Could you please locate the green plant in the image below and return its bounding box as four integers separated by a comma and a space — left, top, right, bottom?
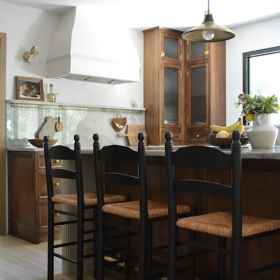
235, 93, 280, 122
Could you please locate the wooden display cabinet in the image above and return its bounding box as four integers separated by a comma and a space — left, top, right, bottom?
144, 26, 226, 145
144, 27, 185, 145
8, 151, 62, 244
185, 40, 226, 144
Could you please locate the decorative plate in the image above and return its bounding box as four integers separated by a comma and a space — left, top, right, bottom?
205, 137, 249, 149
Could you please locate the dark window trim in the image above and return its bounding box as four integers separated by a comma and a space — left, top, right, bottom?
242, 46, 280, 125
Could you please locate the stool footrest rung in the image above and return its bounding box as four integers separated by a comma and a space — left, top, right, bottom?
105, 232, 138, 240
175, 238, 231, 255
54, 220, 77, 226
103, 221, 139, 233
53, 209, 77, 217
53, 253, 76, 264
241, 262, 280, 279
83, 253, 96, 259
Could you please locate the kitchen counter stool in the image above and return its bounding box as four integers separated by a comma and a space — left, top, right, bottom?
165, 130, 280, 279
93, 132, 193, 280
44, 135, 127, 280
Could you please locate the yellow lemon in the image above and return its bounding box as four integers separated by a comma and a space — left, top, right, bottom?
246, 114, 254, 122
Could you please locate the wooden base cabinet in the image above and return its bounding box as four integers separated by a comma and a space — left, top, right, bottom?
8, 151, 62, 244
143, 26, 226, 145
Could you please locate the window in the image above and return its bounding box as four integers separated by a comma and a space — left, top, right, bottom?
243, 46, 280, 125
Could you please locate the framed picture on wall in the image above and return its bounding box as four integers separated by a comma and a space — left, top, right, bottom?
16, 76, 44, 101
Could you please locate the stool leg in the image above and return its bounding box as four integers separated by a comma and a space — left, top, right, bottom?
218, 236, 226, 280
189, 206, 197, 280
147, 222, 153, 278
125, 217, 131, 280
93, 207, 97, 279
231, 237, 242, 280
98, 210, 104, 280
139, 220, 147, 280
189, 230, 196, 280
47, 201, 54, 280
77, 208, 84, 280
168, 222, 177, 280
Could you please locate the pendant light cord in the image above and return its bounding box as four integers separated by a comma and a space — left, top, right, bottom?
207, 0, 210, 14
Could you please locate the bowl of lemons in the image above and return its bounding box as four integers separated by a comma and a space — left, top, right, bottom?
28, 138, 58, 148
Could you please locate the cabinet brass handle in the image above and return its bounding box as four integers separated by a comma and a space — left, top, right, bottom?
55, 213, 60, 216
205, 50, 209, 55
54, 160, 59, 163
160, 52, 165, 57
54, 183, 59, 187
196, 134, 200, 138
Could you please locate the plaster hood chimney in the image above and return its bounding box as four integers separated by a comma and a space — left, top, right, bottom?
47, 7, 141, 85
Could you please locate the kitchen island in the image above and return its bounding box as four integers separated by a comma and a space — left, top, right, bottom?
6, 145, 280, 279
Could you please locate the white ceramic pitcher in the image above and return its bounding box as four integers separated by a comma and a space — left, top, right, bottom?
246, 114, 278, 149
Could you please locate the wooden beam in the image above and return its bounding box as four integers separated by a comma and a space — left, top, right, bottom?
0, 32, 7, 235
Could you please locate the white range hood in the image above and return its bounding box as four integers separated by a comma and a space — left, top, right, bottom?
47, 7, 141, 85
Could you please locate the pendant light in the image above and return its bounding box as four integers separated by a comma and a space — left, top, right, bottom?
182, 0, 235, 42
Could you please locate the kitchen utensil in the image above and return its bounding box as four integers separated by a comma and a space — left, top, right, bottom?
55, 117, 63, 132
205, 137, 249, 149
118, 125, 147, 146
112, 114, 127, 132
28, 138, 58, 148
38, 116, 57, 139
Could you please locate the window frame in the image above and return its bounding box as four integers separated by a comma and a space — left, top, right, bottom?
242, 46, 280, 125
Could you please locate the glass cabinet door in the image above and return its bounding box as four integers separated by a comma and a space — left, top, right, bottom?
160, 32, 182, 63
189, 63, 208, 126
162, 64, 181, 127
189, 41, 209, 62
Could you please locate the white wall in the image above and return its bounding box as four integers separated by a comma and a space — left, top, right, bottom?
0, 1, 144, 107
226, 16, 280, 125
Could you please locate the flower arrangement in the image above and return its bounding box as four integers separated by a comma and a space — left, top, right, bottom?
235, 93, 280, 122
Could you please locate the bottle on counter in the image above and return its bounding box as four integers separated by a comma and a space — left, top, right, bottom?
46, 84, 59, 102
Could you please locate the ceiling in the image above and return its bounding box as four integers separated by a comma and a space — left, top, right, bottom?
2, 0, 280, 31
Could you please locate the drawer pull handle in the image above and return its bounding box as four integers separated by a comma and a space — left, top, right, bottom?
54, 160, 59, 163
55, 213, 60, 216
54, 183, 59, 187
196, 134, 200, 138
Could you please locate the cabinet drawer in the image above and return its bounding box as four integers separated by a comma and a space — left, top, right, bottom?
38, 173, 62, 198
161, 129, 182, 141
39, 203, 62, 228
188, 129, 209, 141
38, 155, 62, 168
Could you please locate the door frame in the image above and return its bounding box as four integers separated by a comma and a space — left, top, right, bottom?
0, 32, 7, 235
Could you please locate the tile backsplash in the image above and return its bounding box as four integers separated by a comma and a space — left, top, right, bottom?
6, 102, 145, 147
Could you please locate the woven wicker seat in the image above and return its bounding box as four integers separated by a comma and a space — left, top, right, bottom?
102, 200, 191, 220
177, 211, 280, 238
52, 193, 126, 207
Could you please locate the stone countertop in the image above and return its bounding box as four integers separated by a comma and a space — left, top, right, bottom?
6, 145, 280, 160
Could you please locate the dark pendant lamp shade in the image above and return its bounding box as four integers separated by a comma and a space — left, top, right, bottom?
182, 2, 235, 42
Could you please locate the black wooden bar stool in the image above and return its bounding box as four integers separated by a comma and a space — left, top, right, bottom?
165, 130, 280, 279
93, 132, 194, 280
44, 135, 127, 280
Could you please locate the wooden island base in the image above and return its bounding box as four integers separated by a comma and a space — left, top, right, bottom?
105, 157, 280, 280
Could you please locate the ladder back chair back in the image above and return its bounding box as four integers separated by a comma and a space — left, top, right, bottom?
94, 132, 193, 280
165, 130, 280, 279
44, 135, 100, 280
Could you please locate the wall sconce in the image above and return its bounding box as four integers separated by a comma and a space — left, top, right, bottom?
23, 46, 40, 63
